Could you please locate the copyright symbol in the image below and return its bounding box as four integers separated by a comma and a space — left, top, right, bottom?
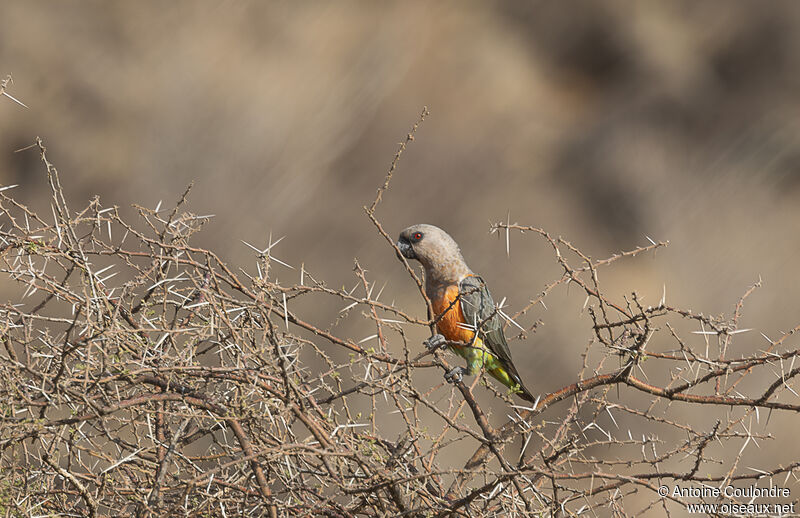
658, 485, 669, 497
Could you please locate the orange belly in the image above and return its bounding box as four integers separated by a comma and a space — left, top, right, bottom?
433, 284, 476, 344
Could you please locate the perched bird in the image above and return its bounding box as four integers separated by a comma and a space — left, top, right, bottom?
397, 224, 534, 402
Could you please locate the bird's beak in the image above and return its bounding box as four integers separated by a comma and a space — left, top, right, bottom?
396, 239, 416, 260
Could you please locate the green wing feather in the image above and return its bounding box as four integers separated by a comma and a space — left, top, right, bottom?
459, 275, 534, 400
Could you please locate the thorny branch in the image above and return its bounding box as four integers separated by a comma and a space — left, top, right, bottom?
0, 124, 798, 516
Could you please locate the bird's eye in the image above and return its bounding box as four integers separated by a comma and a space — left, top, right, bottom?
411, 232, 423, 242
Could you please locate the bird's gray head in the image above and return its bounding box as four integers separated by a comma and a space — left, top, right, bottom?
397, 224, 472, 284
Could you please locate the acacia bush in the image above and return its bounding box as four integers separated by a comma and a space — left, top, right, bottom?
0, 111, 799, 517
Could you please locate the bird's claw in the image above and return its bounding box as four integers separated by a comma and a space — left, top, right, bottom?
424, 334, 447, 351
444, 366, 466, 384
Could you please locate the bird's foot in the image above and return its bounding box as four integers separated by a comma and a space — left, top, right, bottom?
424, 334, 447, 351
444, 366, 467, 384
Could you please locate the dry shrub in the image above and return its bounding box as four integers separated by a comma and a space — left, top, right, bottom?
0, 109, 798, 517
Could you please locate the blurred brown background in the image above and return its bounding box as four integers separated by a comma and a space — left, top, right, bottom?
1, 0, 799, 477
